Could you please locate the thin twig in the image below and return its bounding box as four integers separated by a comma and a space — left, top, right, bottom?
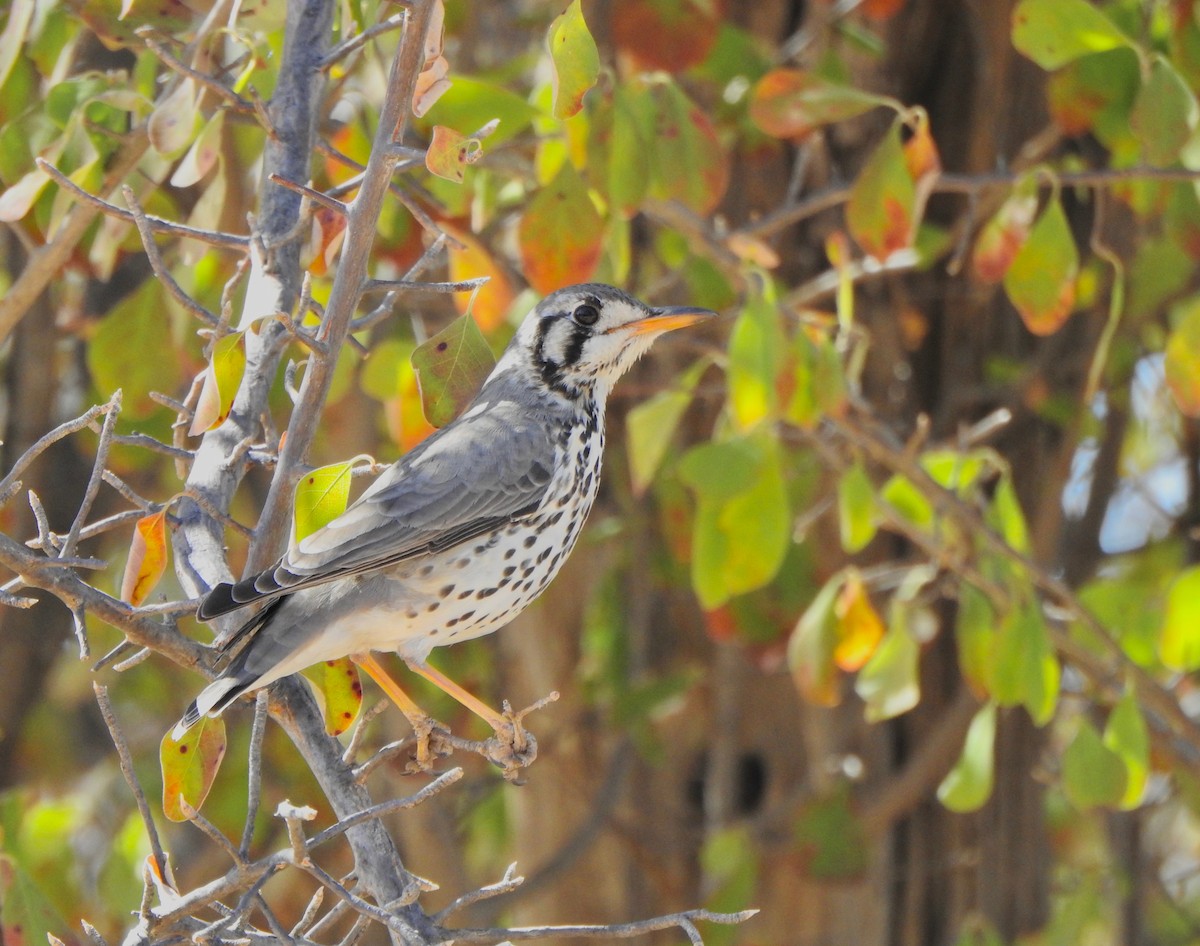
36, 158, 249, 248
0, 400, 112, 503
268, 173, 349, 216
319, 13, 406, 68
123, 185, 219, 325
137, 27, 254, 113
361, 276, 489, 295
93, 683, 171, 884
435, 863, 524, 923
447, 909, 760, 944
309, 768, 465, 846
62, 391, 122, 559
241, 691, 270, 859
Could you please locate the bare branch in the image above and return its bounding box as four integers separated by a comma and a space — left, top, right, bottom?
35, 158, 249, 249
122, 185, 219, 325
447, 909, 760, 945
268, 172, 350, 216
435, 863, 525, 923
94, 682, 171, 886
0, 400, 113, 503
62, 390, 122, 559
319, 13, 406, 68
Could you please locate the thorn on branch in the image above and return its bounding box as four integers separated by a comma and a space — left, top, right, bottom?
268, 173, 350, 217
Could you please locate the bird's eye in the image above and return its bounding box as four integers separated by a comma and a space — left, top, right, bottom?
573, 303, 600, 326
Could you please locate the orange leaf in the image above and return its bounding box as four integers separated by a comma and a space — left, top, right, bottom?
1003, 194, 1078, 335
833, 571, 885, 671
750, 68, 890, 140
302, 206, 348, 276
412, 0, 451, 117
863, 0, 907, 18
444, 225, 516, 331
518, 162, 603, 294
120, 510, 169, 606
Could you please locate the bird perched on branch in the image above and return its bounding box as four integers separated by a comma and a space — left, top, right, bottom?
175, 283, 713, 769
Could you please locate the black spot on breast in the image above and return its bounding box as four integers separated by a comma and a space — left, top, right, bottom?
537, 547, 552, 563
504, 566, 516, 577
427, 602, 440, 612
460, 610, 475, 621
505, 548, 516, 560
439, 584, 455, 598
447, 617, 460, 628
477, 587, 498, 599
524, 535, 538, 548
458, 590, 473, 600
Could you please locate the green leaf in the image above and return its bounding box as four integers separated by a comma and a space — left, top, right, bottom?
938, 702, 996, 812
856, 621, 920, 722
302, 656, 363, 736
1003, 194, 1078, 336
880, 474, 934, 530
411, 313, 496, 427
1160, 565, 1200, 671
605, 84, 654, 215
188, 331, 247, 435
88, 279, 182, 418
160, 716, 227, 822
1062, 720, 1127, 810
294, 461, 356, 543
955, 584, 994, 697
787, 572, 846, 706
644, 78, 729, 216
625, 360, 706, 496
990, 600, 1059, 725
422, 77, 539, 146
783, 323, 846, 429
749, 68, 894, 139
846, 119, 916, 260
1104, 689, 1149, 809
680, 434, 791, 609
794, 785, 868, 880
837, 459, 876, 553
1165, 297, 1200, 417
726, 284, 784, 431
1130, 56, 1198, 167
700, 825, 758, 913
1011, 0, 1132, 71
987, 475, 1030, 553
518, 161, 604, 295
548, 0, 600, 120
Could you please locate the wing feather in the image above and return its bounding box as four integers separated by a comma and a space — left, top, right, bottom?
197, 398, 557, 622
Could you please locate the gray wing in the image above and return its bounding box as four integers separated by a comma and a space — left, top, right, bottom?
197, 399, 557, 621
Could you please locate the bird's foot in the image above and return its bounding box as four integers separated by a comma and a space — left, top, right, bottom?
481, 691, 560, 782
404, 714, 454, 773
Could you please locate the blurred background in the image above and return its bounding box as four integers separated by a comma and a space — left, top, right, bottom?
1, 0, 1199, 943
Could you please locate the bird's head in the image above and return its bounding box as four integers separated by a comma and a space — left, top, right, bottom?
504, 284, 714, 401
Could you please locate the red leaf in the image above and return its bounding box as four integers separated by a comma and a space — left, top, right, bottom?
612, 0, 723, 73
972, 177, 1039, 284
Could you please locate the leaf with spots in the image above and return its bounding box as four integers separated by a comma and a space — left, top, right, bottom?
119, 509, 169, 607
644, 78, 729, 216
411, 312, 496, 427
303, 657, 363, 736
846, 119, 915, 260
548, 0, 600, 120
425, 125, 483, 183
160, 716, 227, 822
1003, 192, 1078, 335
972, 174, 1039, 284
294, 460, 361, 544
188, 331, 247, 435
518, 161, 603, 294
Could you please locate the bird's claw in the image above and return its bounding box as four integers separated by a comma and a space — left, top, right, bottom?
405, 715, 453, 773
482, 692, 559, 782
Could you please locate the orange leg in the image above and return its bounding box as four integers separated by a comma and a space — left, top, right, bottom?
403, 658, 508, 730
351, 652, 429, 724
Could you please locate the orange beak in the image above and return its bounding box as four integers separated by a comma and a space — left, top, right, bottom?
623, 305, 717, 336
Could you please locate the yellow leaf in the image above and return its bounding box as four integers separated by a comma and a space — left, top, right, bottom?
119, 510, 169, 606
160, 717, 226, 822
833, 571, 885, 671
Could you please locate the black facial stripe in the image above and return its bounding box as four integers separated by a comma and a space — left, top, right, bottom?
562, 322, 589, 367
532, 316, 577, 396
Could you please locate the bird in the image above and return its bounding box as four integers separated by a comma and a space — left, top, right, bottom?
174, 283, 713, 764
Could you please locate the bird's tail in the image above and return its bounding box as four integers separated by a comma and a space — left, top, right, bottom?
172, 675, 252, 740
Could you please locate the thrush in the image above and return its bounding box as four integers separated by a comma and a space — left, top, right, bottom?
174, 284, 713, 763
